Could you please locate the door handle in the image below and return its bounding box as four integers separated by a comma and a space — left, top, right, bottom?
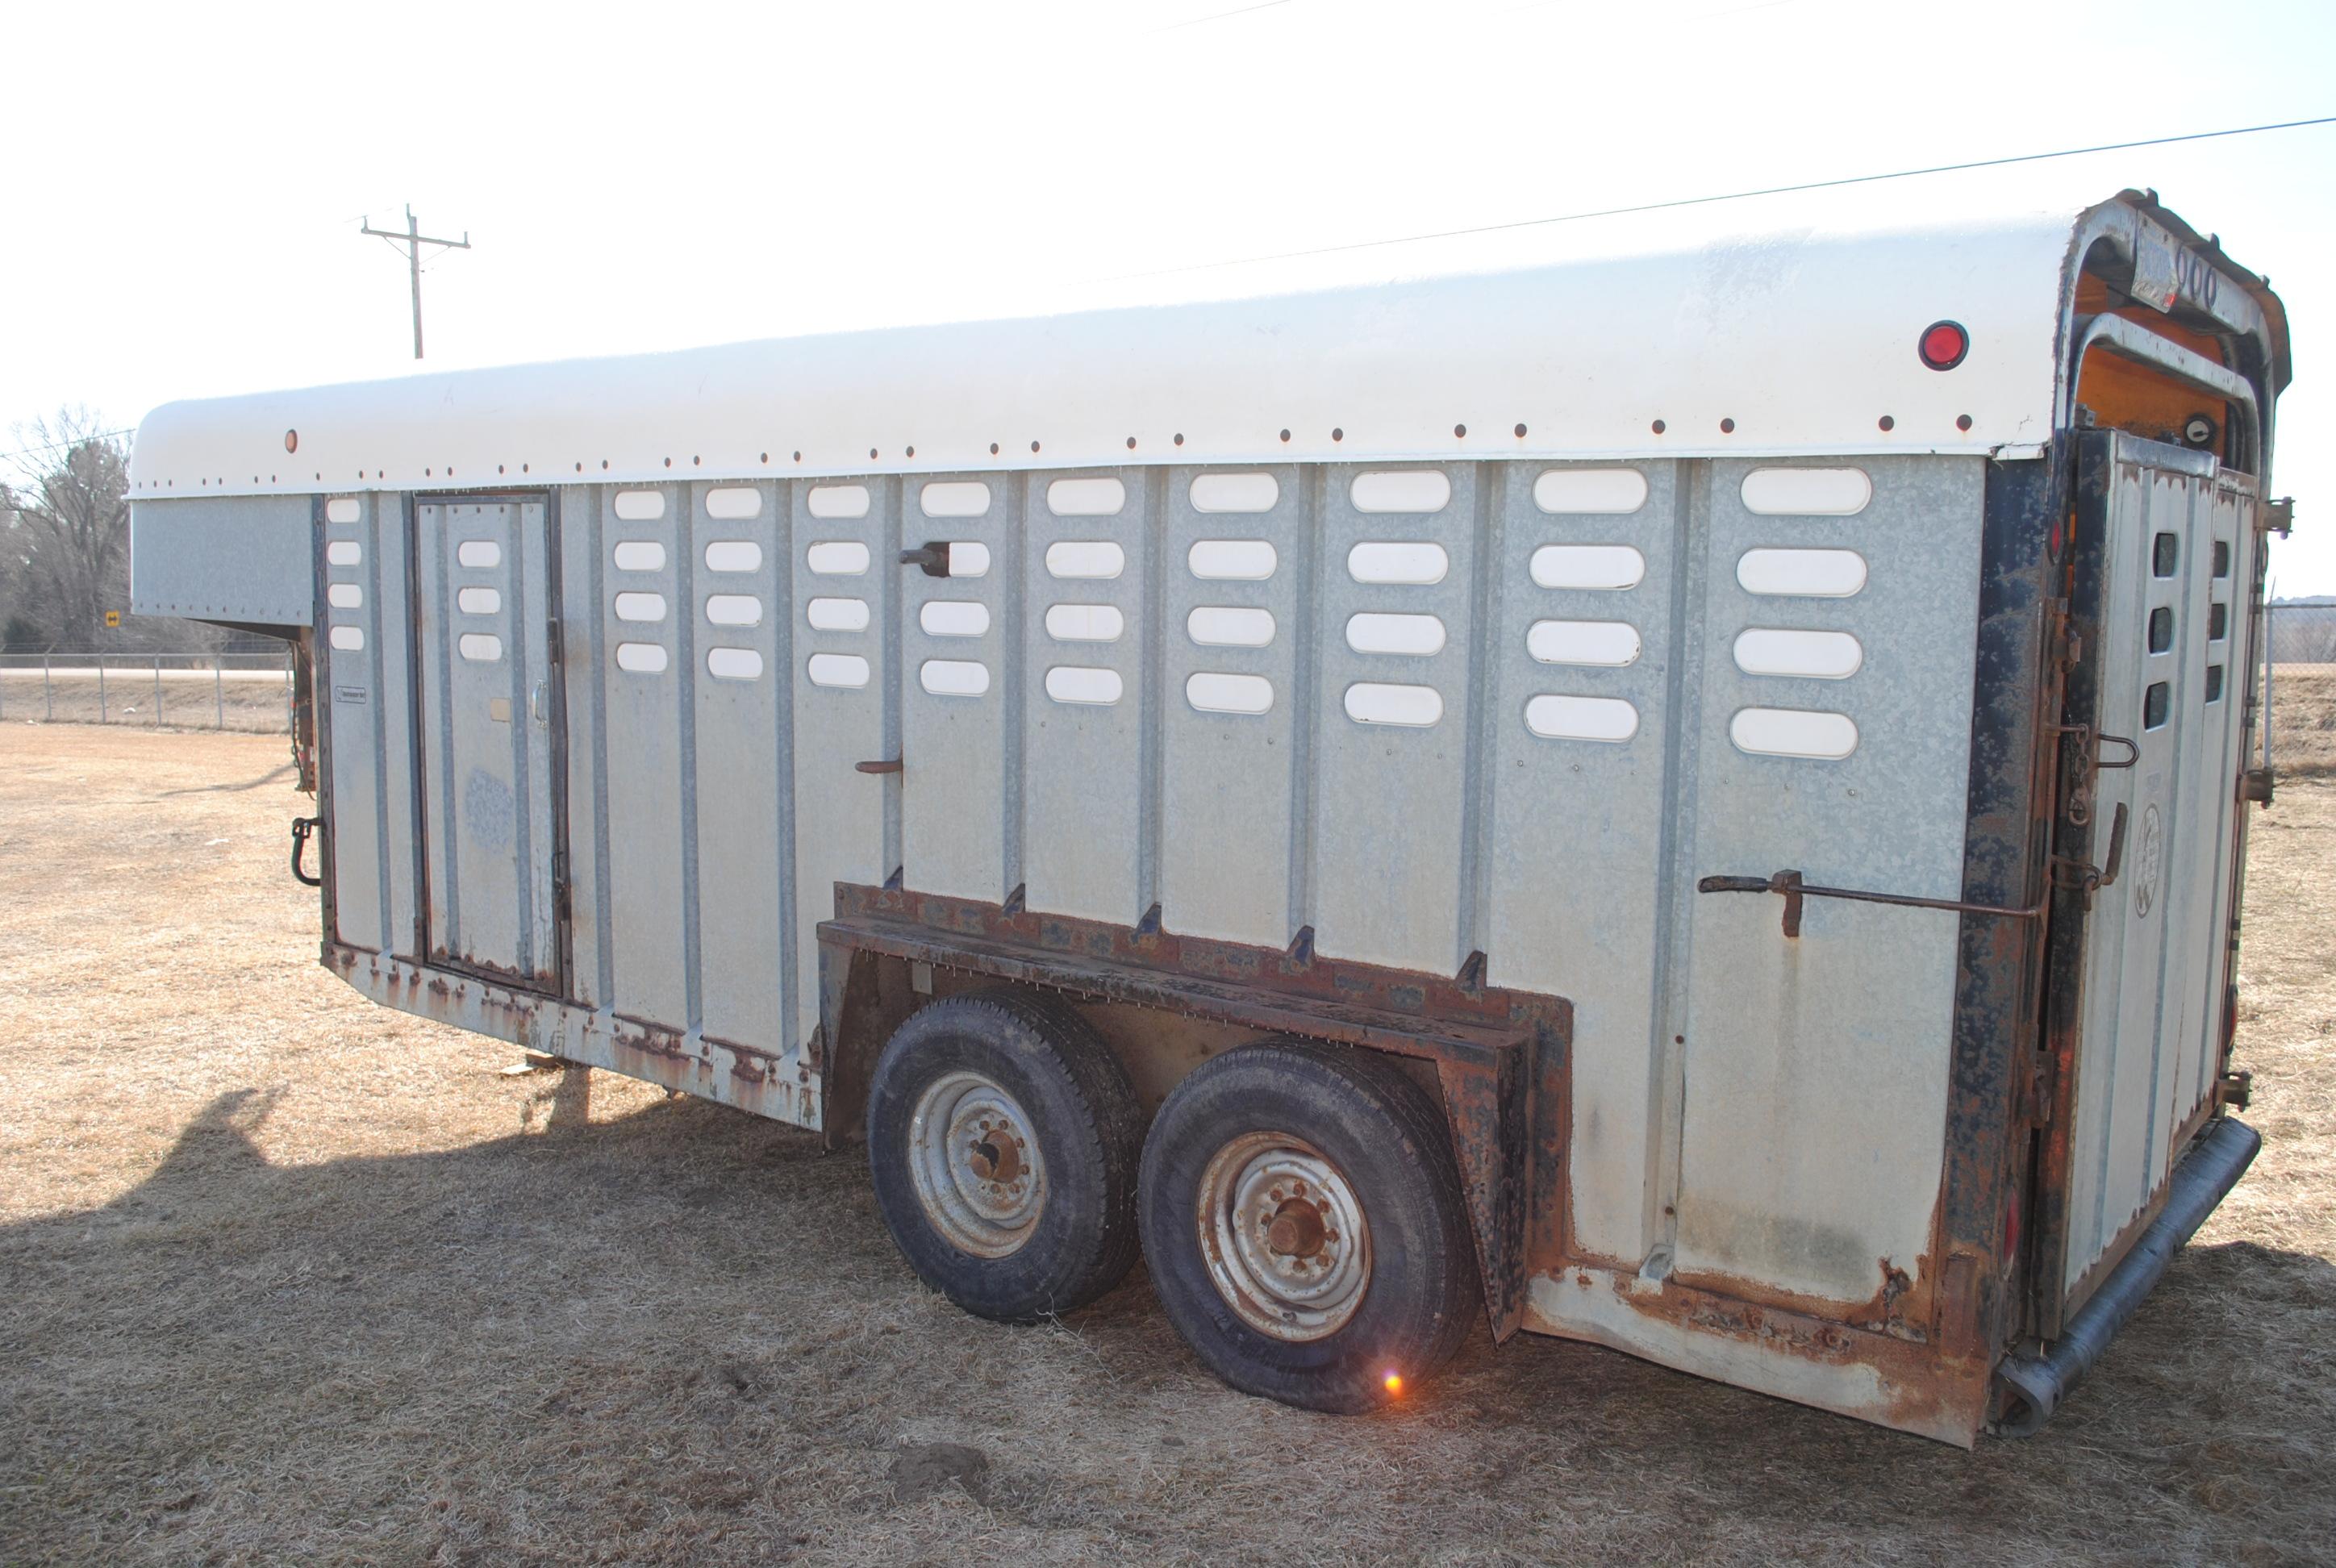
532, 681, 549, 725
856, 757, 903, 775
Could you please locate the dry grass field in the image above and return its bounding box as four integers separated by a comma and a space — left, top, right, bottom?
2, 720, 2332, 1566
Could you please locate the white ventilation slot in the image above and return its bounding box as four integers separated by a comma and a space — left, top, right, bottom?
1741, 467, 1873, 516
325, 498, 361, 525
613, 490, 666, 521
1045, 665, 1124, 705
326, 539, 363, 565
1190, 472, 1279, 513
1188, 539, 1277, 580
1187, 671, 1274, 715
947, 541, 992, 578
1347, 541, 1448, 586
1047, 477, 1126, 516
921, 481, 991, 518
612, 540, 666, 573
1525, 694, 1640, 742
704, 486, 762, 519
808, 484, 871, 519
1045, 603, 1125, 642
705, 540, 762, 573
1345, 612, 1446, 657
328, 624, 365, 651
457, 586, 501, 616
806, 540, 871, 575
1349, 469, 1451, 514
1533, 468, 1649, 514
1045, 540, 1125, 579
807, 652, 870, 688
1737, 548, 1867, 598
616, 641, 669, 674
920, 600, 991, 638
1530, 544, 1643, 590
456, 540, 501, 569
327, 582, 364, 610
1733, 628, 1864, 680
807, 597, 870, 632
706, 646, 764, 681
1731, 707, 1859, 759
614, 591, 667, 623
1527, 619, 1641, 666
458, 633, 503, 663
1343, 682, 1443, 727
706, 594, 762, 628
920, 658, 991, 697
1187, 606, 1276, 648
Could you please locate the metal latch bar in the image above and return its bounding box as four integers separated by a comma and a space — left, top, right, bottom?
1700, 805, 2127, 936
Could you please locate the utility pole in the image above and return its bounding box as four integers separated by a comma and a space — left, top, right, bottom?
360, 205, 471, 359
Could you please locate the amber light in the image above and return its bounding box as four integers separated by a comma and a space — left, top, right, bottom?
1383, 1371, 1404, 1396
1918, 321, 1969, 371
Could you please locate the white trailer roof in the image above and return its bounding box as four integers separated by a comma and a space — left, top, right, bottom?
129, 190, 2261, 498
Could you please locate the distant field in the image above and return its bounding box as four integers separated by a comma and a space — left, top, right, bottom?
2, 724, 2332, 1565
0, 666, 289, 732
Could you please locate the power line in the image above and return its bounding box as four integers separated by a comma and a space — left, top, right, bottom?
360, 204, 472, 360
0, 427, 133, 471
1112, 111, 2336, 280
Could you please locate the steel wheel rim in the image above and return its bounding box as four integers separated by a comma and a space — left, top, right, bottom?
1196, 1130, 1372, 1341
908, 1070, 1048, 1257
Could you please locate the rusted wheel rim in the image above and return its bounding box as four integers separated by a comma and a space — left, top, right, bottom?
1196, 1130, 1371, 1341
908, 1070, 1048, 1258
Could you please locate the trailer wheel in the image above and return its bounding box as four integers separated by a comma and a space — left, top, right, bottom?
866, 989, 1143, 1322
1137, 1040, 1479, 1412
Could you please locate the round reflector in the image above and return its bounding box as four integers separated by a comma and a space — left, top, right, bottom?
1919, 321, 1969, 371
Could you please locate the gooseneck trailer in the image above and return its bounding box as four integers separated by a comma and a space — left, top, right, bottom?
128, 190, 2288, 1444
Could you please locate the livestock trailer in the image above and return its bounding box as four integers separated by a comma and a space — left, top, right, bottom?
127, 189, 2289, 1445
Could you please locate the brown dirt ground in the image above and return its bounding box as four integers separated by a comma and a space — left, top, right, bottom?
2, 721, 2331, 1566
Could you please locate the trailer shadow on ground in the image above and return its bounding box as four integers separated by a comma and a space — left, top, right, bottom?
4, 728, 2332, 1567
6, 1072, 2330, 1567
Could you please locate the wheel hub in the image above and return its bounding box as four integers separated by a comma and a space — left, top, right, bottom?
907, 1070, 1047, 1258
1196, 1132, 1371, 1341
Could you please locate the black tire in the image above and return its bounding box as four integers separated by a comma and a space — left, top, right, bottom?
1137, 1040, 1479, 1412
866, 988, 1144, 1322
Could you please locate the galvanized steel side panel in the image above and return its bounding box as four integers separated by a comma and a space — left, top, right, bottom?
1158, 465, 1311, 948
1021, 469, 1154, 924
598, 486, 691, 1026
128, 494, 315, 626
1310, 464, 1482, 975
1483, 460, 1685, 1266
558, 495, 606, 1008
321, 494, 385, 953
1671, 457, 1984, 1308
415, 498, 559, 988
790, 478, 895, 1047
690, 482, 791, 1057
901, 473, 1016, 903
2061, 445, 2255, 1296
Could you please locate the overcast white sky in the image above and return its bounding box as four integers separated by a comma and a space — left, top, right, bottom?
4, 0, 2329, 589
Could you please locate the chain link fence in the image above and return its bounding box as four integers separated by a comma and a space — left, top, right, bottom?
0, 648, 294, 733
2266, 603, 2336, 667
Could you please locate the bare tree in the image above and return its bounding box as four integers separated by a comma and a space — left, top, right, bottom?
2, 407, 132, 650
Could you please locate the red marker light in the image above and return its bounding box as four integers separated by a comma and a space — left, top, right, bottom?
1919, 321, 1969, 372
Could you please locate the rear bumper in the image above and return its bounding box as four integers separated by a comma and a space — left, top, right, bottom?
1995, 1115, 2260, 1435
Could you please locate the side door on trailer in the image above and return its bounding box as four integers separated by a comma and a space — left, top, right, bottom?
2034, 429, 2258, 1332
411, 494, 568, 992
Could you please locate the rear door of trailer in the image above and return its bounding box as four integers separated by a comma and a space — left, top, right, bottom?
2038, 429, 2259, 1330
